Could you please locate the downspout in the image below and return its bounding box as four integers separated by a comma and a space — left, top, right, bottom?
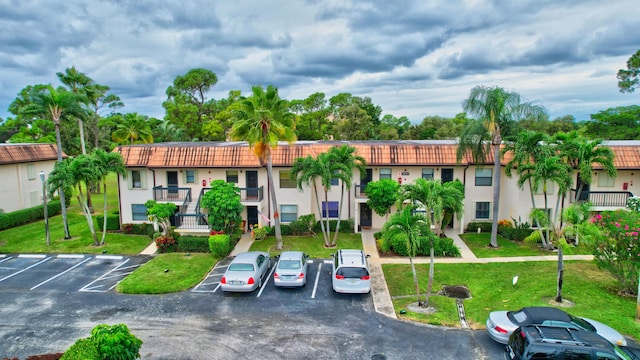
461, 165, 469, 234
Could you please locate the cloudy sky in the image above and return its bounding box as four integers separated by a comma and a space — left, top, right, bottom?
1, 0, 638, 124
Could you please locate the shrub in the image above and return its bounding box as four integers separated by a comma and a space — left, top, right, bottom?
289, 214, 316, 235
155, 236, 177, 253
382, 232, 460, 257
313, 219, 355, 233
497, 219, 513, 228
177, 236, 210, 253
61, 338, 100, 360
465, 221, 492, 233
500, 217, 534, 241
373, 231, 383, 240
91, 324, 142, 360
122, 223, 153, 236
95, 213, 121, 231
209, 234, 231, 257
253, 226, 269, 241
0, 200, 62, 231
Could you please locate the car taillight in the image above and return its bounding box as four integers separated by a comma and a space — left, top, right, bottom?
221, 276, 226, 284
335, 274, 345, 280
298, 273, 304, 279
360, 275, 370, 280
247, 277, 255, 285
274, 273, 279, 279
495, 326, 508, 334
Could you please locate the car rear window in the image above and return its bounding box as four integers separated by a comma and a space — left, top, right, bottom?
337, 267, 369, 278
526, 345, 557, 359
278, 260, 301, 270
229, 263, 254, 271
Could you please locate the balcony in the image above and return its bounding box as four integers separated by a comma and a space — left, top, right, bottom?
153, 186, 192, 203
240, 186, 263, 202
355, 184, 367, 199
569, 189, 633, 208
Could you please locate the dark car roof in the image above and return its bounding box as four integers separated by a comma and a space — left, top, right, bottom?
521, 325, 613, 350
509, 307, 572, 325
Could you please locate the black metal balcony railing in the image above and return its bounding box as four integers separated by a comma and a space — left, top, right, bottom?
569, 189, 634, 207
175, 213, 208, 229
240, 186, 263, 202
153, 186, 192, 203
355, 184, 367, 198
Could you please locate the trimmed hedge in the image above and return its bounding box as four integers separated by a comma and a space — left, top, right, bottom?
381, 233, 461, 257
0, 200, 62, 231
95, 213, 121, 231
313, 218, 355, 233
176, 236, 210, 253
209, 234, 231, 257
122, 223, 155, 238
465, 221, 492, 233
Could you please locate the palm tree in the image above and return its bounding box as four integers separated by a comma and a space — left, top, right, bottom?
328, 145, 366, 246
503, 131, 553, 247
290, 155, 331, 246
230, 85, 297, 250
93, 149, 125, 245
111, 113, 154, 145
57, 66, 91, 154
68, 154, 102, 245
382, 205, 430, 306
457, 85, 547, 248
19, 85, 83, 239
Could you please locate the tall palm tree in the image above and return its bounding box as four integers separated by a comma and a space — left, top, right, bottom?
68, 154, 102, 245
93, 149, 125, 245
57, 66, 91, 154
19, 85, 83, 239
230, 85, 297, 250
290, 155, 331, 246
457, 85, 546, 248
111, 113, 154, 145
503, 131, 553, 247
328, 145, 366, 246
382, 205, 430, 306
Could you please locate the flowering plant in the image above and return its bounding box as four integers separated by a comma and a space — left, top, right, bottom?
155, 235, 177, 253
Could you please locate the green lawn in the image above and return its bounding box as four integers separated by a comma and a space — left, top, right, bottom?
117, 253, 218, 294
0, 174, 152, 254
249, 233, 363, 258
460, 233, 591, 258
383, 261, 640, 341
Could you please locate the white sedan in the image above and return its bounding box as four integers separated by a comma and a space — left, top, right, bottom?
221, 251, 271, 292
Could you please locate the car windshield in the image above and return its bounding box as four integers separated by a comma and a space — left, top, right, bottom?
278, 260, 301, 270
337, 267, 369, 278
510, 309, 529, 324
568, 315, 596, 332
228, 263, 254, 271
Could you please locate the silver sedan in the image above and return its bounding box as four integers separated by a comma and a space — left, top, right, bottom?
486, 306, 627, 346
220, 251, 271, 292
273, 251, 309, 287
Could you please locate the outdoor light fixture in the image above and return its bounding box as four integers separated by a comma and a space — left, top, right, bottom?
40, 170, 50, 246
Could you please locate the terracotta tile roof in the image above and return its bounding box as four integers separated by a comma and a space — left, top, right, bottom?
113, 140, 640, 169
0, 143, 63, 165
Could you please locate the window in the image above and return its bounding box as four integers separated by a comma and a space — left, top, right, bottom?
598, 172, 615, 187
331, 170, 339, 186
379, 168, 391, 180
475, 168, 492, 186
132, 204, 147, 221
279, 170, 296, 188
128, 170, 146, 189
322, 201, 339, 218
532, 181, 555, 195
422, 168, 434, 180
280, 204, 298, 223
185, 170, 196, 184
226, 170, 238, 183
475, 202, 490, 219
27, 164, 36, 180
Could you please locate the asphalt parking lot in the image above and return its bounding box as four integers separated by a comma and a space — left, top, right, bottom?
0, 253, 150, 293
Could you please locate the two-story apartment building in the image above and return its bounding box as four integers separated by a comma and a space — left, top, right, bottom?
0, 143, 62, 213
114, 140, 640, 235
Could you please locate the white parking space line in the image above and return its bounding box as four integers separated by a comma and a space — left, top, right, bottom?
192, 264, 227, 293
0, 256, 12, 264
256, 265, 277, 298
95, 255, 124, 260
0, 257, 52, 282
311, 263, 322, 299
30, 256, 92, 290
57, 254, 84, 259
18, 254, 47, 259
79, 258, 130, 292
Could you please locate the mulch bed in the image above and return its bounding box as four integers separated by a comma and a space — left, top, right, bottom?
3, 354, 63, 360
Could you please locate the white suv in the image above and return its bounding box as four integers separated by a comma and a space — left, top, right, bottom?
331, 249, 371, 294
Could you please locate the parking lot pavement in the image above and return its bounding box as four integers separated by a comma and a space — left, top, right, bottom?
0, 254, 150, 293
191, 257, 369, 303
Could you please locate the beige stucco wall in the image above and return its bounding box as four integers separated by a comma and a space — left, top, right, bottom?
0, 160, 57, 213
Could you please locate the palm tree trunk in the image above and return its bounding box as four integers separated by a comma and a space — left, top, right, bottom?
312, 182, 330, 246
409, 256, 421, 306
54, 119, 71, 240
323, 189, 332, 247
331, 182, 346, 246
100, 179, 108, 245
528, 179, 548, 249
76, 187, 98, 246
266, 153, 283, 250
489, 143, 501, 247
425, 245, 435, 307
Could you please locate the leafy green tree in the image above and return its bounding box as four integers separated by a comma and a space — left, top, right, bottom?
19, 85, 85, 239
617, 49, 640, 93
200, 180, 243, 235
383, 205, 430, 306
457, 85, 547, 248
332, 104, 373, 140
163, 68, 219, 139
57, 66, 92, 154
230, 85, 297, 250
111, 113, 154, 145
366, 179, 399, 218
144, 200, 176, 236
328, 145, 366, 245
93, 149, 125, 245
584, 106, 640, 140
90, 323, 142, 360
292, 92, 331, 140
